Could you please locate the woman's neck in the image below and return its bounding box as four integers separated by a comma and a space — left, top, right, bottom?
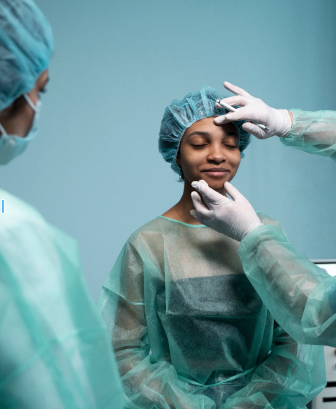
163, 179, 229, 224
162, 181, 226, 224
162, 181, 200, 224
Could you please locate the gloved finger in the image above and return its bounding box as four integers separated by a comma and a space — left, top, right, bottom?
215, 101, 224, 109
191, 179, 209, 192
192, 180, 229, 207
190, 209, 204, 223
242, 122, 267, 139
219, 96, 249, 107
191, 191, 210, 217
223, 182, 246, 203
214, 114, 235, 125
223, 81, 252, 97
214, 107, 251, 124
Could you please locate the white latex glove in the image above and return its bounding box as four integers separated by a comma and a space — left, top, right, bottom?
214, 82, 292, 139
190, 180, 262, 242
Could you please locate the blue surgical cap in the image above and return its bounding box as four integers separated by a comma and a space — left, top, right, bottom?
159, 86, 251, 176
0, 0, 54, 112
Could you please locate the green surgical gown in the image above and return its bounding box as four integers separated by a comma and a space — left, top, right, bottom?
238, 109, 336, 348
0, 189, 123, 408
98, 214, 325, 409
281, 109, 336, 161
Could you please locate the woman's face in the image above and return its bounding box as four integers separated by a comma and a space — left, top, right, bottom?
176, 117, 241, 192
0, 69, 49, 137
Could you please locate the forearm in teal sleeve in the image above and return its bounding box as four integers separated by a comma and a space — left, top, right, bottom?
220, 326, 326, 409
238, 224, 336, 346
281, 109, 336, 161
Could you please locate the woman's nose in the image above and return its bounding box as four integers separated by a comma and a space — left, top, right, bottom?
207, 146, 226, 163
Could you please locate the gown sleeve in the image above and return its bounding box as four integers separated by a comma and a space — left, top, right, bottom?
238, 220, 336, 347
98, 240, 216, 409
220, 323, 326, 409
281, 109, 336, 161
0, 190, 124, 409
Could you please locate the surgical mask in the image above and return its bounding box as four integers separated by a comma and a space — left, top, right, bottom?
0, 94, 41, 165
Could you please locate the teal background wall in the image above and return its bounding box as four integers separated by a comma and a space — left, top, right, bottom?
2, 0, 336, 299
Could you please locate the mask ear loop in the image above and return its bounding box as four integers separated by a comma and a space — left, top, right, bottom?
23, 94, 37, 112
23, 94, 41, 120
0, 123, 7, 136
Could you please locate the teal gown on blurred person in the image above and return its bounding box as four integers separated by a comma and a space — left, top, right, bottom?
98, 214, 326, 409
0, 0, 123, 407
0, 190, 123, 408
238, 109, 336, 348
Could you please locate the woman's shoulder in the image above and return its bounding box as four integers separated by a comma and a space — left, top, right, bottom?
128, 217, 172, 242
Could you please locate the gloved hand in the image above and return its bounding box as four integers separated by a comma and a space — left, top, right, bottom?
214, 81, 292, 139
190, 180, 262, 242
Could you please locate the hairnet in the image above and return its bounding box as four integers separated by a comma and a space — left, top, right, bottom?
0, 0, 54, 112
159, 86, 251, 176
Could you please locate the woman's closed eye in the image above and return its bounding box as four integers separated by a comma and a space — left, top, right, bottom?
225, 144, 238, 149
224, 137, 239, 149
191, 144, 207, 148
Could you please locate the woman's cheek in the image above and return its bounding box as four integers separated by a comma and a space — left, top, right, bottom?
186, 150, 203, 167
231, 150, 241, 167
228, 152, 241, 179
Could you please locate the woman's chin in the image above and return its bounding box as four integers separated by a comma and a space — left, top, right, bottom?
188, 175, 230, 192
205, 180, 227, 192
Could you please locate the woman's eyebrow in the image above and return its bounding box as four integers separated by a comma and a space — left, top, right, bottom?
186, 130, 239, 138
186, 131, 209, 139
225, 132, 239, 137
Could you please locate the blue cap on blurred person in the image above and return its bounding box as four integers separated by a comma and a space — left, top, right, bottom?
158, 86, 251, 176
0, 0, 54, 111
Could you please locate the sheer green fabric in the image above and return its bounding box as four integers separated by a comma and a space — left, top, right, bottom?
281, 109, 336, 162
0, 189, 123, 409
237, 110, 336, 347
239, 223, 336, 347
98, 215, 325, 409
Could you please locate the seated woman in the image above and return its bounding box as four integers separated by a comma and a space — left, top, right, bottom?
98, 86, 326, 409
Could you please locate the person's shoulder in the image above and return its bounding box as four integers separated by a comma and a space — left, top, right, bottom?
121, 217, 176, 264
0, 189, 77, 247
128, 217, 166, 239
0, 190, 81, 283
126, 216, 178, 247
0, 188, 46, 229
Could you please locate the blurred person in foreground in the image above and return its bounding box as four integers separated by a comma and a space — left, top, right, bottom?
0, 0, 123, 407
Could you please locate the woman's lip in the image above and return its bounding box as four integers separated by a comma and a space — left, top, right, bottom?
202, 168, 229, 172
201, 169, 229, 178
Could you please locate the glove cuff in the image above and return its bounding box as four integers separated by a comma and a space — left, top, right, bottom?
276, 109, 292, 137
